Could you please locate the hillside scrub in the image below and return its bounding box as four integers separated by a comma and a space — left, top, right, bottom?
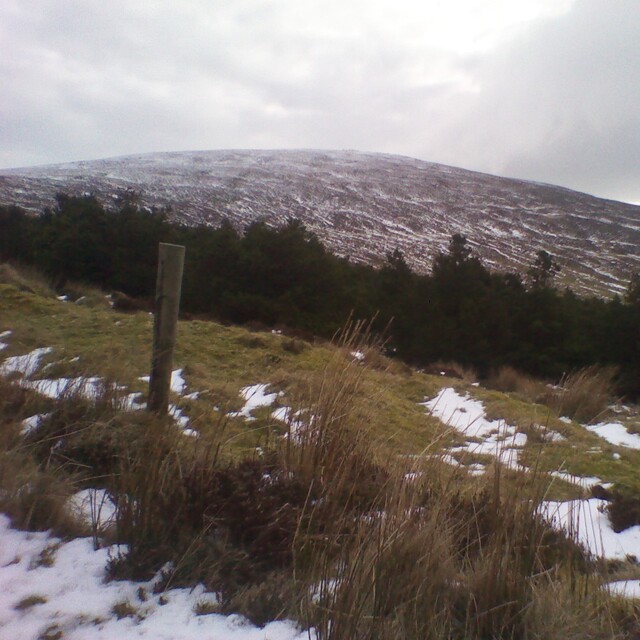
1, 291, 638, 637
1, 196, 640, 398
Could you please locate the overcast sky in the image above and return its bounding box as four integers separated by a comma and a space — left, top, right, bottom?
1, 0, 638, 204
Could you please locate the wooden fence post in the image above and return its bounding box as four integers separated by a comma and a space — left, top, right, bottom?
148, 242, 185, 415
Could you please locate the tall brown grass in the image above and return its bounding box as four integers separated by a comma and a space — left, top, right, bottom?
0, 378, 85, 536
548, 366, 617, 424
487, 365, 547, 403
488, 364, 618, 425
301, 457, 612, 640
0, 262, 55, 297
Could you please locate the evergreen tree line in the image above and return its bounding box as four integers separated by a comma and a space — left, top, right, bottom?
1, 194, 639, 397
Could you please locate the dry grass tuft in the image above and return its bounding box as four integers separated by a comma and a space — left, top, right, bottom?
487, 365, 547, 403
0, 379, 85, 536
0, 446, 84, 536
304, 463, 607, 640
547, 366, 618, 424
0, 262, 55, 297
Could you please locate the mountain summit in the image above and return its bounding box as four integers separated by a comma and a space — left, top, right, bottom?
1, 149, 638, 296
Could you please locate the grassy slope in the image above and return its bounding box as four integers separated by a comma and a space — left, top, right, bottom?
2, 280, 639, 499
5, 277, 640, 637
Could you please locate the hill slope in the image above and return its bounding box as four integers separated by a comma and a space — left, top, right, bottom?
3, 273, 640, 636
2, 150, 639, 296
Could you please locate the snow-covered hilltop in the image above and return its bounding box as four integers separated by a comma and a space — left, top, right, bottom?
2, 149, 639, 296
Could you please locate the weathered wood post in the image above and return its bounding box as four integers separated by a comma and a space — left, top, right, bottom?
148, 242, 185, 415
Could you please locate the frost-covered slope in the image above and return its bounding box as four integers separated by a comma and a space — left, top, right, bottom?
2, 149, 639, 296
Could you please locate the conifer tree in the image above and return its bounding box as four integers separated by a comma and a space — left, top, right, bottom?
527, 250, 561, 290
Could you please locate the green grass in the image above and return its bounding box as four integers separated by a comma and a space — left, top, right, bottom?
0, 283, 444, 459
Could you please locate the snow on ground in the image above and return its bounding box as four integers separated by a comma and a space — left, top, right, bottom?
549, 471, 607, 490
20, 413, 50, 437
0, 347, 53, 377
0, 330, 11, 351
422, 388, 527, 472
540, 499, 640, 599
422, 387, 617, 490
0, 342, 195, 433
229, 384, 279, 421
138, 369, 187, 396
227, 383, 307, 435
1, 342, 146, 426
1, 345, 140, 405
66, 489, 117, 534
28, 376, 106, 401
0, 515, 311, 640
584, 422, 640, 450
170, 369, 187, 395
535, 425, 566, 443
272, 407, 309, 440
5, 342, 640, 603
540, 499, 640, 561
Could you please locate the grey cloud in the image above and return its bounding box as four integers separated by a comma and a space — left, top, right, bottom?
1, 0, 638, 203
422, 0, 640, 201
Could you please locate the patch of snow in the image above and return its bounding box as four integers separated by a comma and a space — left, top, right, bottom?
422, 388, 527, 472
350, 351, 365, 362
439, 453, 462, 468
121, 392, 146, 410
138, 369, 187, 395
0, 513, 311, 640
27, 376, 103, 400
549, 471, 606, 489
66, 489, 117, 533
532, 424, 566, 443
559, 416, 572, 424
423, 388, 491, 437
0, 330, 11, 351
610, 404, 631, 415
169, 404, 190, 430
229, 384, 278, 421
0, 346, 53, 377
541, 499, 640, 560
21, 413, 50, 437
584, 422, 640, 450
467, 463, 486, 476
272, 406, 307, 437
171, 369, 187, 395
